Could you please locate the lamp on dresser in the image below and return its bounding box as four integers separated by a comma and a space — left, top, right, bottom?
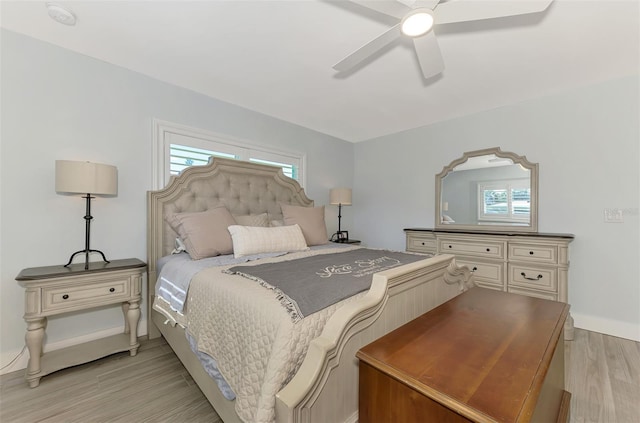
55, 160, 117, 269
329, 187, 352, 242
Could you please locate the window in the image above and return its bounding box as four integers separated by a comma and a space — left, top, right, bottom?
478, 179, 530, 222
153, 120, 305, 189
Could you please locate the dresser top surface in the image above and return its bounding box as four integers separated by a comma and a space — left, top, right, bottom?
357, 288, 569, 423
16, 258, 146, 281
405, 227, 575, 239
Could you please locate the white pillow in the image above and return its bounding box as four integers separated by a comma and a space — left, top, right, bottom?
228, 224, 309, 258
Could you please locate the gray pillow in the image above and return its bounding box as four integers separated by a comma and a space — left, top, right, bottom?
167, 206, 237, 260
281, 204, 328, 246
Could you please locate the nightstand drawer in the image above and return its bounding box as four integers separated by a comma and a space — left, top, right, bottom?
43, 278, 131, 314
509, 243, 557, 264
509, 264, 557, 292
438, 237, 506, 260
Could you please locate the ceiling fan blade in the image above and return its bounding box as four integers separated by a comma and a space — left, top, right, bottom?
435, 0, 553, 24
413, 31, 445, 79
397, 0, 417, 7
348, 1, 411, 19
334, 24, 402, 72
414, 0, 441, 10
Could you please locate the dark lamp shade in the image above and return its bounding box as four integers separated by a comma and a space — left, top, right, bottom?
55, 160, 117, 195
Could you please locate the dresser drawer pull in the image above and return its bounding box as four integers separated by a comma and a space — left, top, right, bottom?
486, 248, 491, 252
471, 266, 477, 272
529, 251, 534, 255
109, 287, 115, 293
448, 245, 452, 249
421, 242, 425, 246
62, 294, 69, 300
521, 272, 543, 281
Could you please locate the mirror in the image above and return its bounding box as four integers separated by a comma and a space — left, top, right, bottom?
435, 147, 538, 233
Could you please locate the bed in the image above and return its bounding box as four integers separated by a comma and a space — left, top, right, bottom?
147, 157, 474, 423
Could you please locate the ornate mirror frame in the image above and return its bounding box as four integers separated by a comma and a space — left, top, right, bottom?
435, 147, 538, 233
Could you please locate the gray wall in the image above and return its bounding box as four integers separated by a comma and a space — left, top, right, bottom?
0, 30, 353, 367
354, 75, 640, 340
1, 28, 638, 372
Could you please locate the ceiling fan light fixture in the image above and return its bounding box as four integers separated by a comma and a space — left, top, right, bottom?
400, 9, 434, 38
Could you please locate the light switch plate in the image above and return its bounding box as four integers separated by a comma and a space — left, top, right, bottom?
604, 208, 624, 223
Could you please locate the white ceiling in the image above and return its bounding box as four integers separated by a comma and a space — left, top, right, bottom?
1, 0, 638, 142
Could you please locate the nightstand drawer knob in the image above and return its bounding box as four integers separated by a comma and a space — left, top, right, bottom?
471, 266, 477, 272
109, 287, 115, 293
529, 251, 534, 255
421, 242, 425, 245
62, 294, 69, 300
486, 248, 490, 252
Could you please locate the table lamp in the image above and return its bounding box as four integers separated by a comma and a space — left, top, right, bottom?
55, 160, 117, 269
330, 187, 352, 241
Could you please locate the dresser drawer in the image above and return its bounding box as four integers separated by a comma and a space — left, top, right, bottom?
509, 264, 557, 293
438, 237, 506, 260
43, 278, 131, 314
508, 286, 558, 302
509, 243, 558, 264
407, 234, 437, 253
455, 259, 505, 289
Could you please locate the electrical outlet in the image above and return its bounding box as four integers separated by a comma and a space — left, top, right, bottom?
604, 208, 624, 223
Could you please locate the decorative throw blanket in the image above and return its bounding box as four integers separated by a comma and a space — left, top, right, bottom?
225, 249, 428, 322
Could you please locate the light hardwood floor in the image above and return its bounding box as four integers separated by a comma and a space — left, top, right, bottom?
1, 328, 638, 422
0, 337, 222, 423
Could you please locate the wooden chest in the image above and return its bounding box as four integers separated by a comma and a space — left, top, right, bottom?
357, 287, 570, 423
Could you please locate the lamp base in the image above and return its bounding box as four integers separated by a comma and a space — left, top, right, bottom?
331, 231, 349, 242
64, 249, 110, 270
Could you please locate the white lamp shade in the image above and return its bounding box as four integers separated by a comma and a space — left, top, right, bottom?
330, 188, 352, 205
55, 160, 118, 195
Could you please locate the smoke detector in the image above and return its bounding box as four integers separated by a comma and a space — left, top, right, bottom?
46, 3, 76, 26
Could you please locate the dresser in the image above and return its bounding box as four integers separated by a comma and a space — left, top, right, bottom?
358, 288, 571, 423
405, 228, 574, 338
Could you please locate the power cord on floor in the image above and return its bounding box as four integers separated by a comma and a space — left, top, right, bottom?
0, 346, 26, 371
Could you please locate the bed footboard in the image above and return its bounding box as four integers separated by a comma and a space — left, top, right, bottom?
275, 253, 473, 423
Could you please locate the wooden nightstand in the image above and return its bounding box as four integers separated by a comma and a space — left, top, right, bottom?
16, 258, 146, 388
331, 239, 361, 245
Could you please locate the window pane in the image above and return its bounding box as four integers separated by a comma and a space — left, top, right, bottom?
169, 144, 237, 175
511, 188, 531, 215
483, 189, 508, 215
249, 158, 297, 179
169, 143, 301, 182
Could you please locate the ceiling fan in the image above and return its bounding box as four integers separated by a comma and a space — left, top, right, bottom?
333, 0, 553, 79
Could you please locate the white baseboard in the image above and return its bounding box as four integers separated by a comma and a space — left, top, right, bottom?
573, 312, 640, 342
0, 319, 148, 376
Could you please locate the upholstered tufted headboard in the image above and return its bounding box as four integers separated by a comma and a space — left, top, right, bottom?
147, 157, 313, 307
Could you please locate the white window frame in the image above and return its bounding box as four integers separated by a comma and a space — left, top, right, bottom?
477, 179, 530, 223
152, 119, 306, 190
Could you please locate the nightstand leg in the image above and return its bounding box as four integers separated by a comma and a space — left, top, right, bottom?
122, 302, 130, 334
125, 300, 140, 356
25, 317, 46, 388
